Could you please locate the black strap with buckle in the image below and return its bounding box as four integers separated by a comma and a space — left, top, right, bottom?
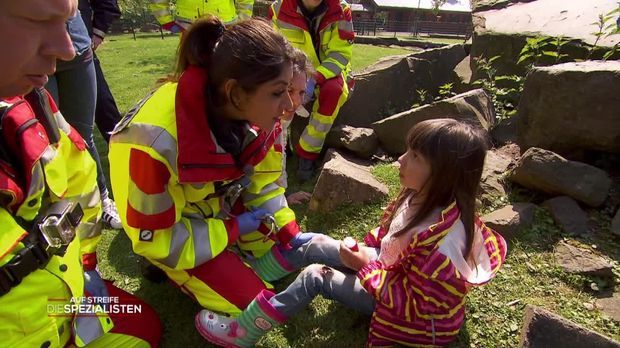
0, 238, 51, 296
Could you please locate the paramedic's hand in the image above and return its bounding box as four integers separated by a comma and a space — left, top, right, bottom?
339, 241, 370, 271
91, 35, 103, 51
236, 208, 270, 235
84, 270, 110, 307
304, 78, 316, 102
289, 232, 319, 249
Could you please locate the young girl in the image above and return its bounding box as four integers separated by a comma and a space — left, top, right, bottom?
278, 48, 314, 205
196, 118, 508, 347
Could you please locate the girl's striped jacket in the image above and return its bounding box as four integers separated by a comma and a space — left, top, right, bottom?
358, 202, 507, 347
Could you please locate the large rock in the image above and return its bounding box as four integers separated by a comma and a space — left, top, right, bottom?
596, 292, 620, 322
481, 203, 536, 240
471, 0, 620, 79
519, 305, 620, 348
372, 89, 495, 155
337, 44, 466, 128
325, 125, 379, 159
480, 150, 513, 205
509, 148, 612, 207
310, 154, 389, 212
517, 61, 620, 156
542, 196, 589, 236
554, 242, 614, 278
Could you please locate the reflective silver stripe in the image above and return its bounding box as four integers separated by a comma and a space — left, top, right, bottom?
300, 132, 326, 148
309, 118, 333, 133
152, 9, 171, 18
158, 222, 190, 268
327, 51, 349, 66
40, 145, 57, 164
128, 184, 174, 215
276, 19, 299, 30
321, 61, 343, 77
54, 111, 72, 135
258, 194, 287, 213
111, 123, 178, 174
243, 183, 280, 202
26, 162, 45, 198
74, 313, 105, 345
338, 20, 354, 33
191, 218, 213, 266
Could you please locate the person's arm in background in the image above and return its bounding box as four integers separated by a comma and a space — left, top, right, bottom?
235, 0, 254, 20
314, 1, 354, 85
148, 0, 177, 31
88, 0, 121, 51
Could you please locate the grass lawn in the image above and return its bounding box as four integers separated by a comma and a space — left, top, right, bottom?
94, 34, 619, 347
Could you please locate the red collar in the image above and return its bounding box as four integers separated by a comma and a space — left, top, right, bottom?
277, 0, 346, 33
175, 66, 279, 183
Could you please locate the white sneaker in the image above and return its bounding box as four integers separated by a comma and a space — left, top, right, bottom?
102, 198, 122, 229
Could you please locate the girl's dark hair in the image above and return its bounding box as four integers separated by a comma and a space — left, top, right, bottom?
173, 16, 294, 94
382, 118, 489, 263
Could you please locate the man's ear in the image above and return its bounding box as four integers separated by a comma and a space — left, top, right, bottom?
223, 79, 244, 110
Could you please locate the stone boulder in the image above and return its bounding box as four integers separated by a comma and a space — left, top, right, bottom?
596, 292, 620, 322
554, 242, 614, 278
372, 89, 495, 155
337, 44, 466, 128
481, 203, 536, 240
325, 125, 379, 159
613, 209, 620, 236
471, 0, 620, 79
491, 114, 519, 146
542, 196, 589, 236
517, 61, 620, 155
480, 149, 513, 205
310, 154, 389, 212
519, 305, 620, 348
509, 148, 611, 207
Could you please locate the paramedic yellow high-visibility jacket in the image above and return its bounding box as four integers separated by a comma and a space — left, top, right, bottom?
109, 66, 300, 273
0, 92, 111, 347
149, 0, 254, 28
269, 0, 353, 84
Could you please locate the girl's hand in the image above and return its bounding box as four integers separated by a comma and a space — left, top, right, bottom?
339, 241, 370, 271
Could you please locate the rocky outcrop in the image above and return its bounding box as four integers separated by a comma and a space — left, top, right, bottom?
481, 203, 536, 240
471, 0, 620, 79
517, 61, 620, 155
310, 153, 389, 212
519, 305, 620, 348
372, 89, 495, 155
542, 196, 589, 236
554, 242, 614, 278
325, 126, 379, 159
337, 44, 467, 128
509, 148, 611, 207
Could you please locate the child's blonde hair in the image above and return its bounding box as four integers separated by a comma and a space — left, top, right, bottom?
381, 118, 489, 262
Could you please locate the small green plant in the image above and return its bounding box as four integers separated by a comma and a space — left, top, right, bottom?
590, 5, 620, 60
411, 88, 432, 108
517, 36, 572, 68
436, 82, 456, 100
472, 56, 521, 121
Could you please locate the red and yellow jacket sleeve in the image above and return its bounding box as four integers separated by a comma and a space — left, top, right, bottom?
315, 2, 354, 83
109, 127, 239, 271
243, 146, 300, 246
149, 0, 173, 26
235, 0, 254, 19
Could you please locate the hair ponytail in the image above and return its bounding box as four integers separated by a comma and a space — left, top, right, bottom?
174, 16, 225, 79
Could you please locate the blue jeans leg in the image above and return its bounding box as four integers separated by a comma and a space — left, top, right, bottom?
269, 264, 376, 317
